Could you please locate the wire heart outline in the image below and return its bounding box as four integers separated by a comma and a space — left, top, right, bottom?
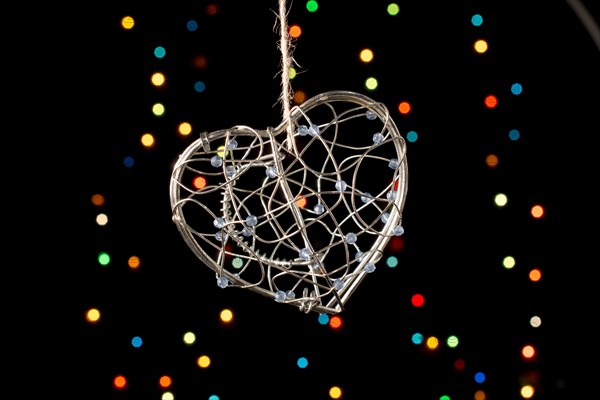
170, 90, 408, 314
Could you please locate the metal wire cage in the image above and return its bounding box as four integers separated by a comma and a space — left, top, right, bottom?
170, 90, 408, 314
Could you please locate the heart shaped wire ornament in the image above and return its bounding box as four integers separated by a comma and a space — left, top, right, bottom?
170, 90, 408, 314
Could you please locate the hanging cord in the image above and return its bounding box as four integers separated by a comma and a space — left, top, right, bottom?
277, 0, 296, 150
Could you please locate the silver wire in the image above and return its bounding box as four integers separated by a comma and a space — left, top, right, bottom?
170, 91, 408, 314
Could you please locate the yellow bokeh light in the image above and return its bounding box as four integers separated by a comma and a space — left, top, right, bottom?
183, 331, 196, 345
426, 336, 439, 350
359, 48, 374, 63
179, 122, 192, 136
474, 39, 488, 54
161, 391, 174, 400
520, 384, 535, 399
365, 77, 378, 91
502, 255, 516, 270
494, 193, 508, 207
121, 16, 135, 30
329, 386, 342, 399
152, 103, 166, 116
86, 308, 101, 323
151, 72, 166, 87
141, 133, 156, 148
197, 355, 211, 368
220, 308, 234, 323
216, 145, 228, 158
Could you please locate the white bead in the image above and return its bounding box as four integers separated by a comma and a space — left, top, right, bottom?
210, 155, 223, 168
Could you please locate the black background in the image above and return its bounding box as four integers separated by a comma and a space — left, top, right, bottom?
13, 1, 599, 399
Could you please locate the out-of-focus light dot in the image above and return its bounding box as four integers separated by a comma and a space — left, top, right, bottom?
297, 356, 309, 368
193, 176, 207, 190
387, 3, 400, 16
306, 0, 319, 12
485, 154, 499, 168
398, 101, 411, 114
206, 4, 219, 15
220, 308, 234, 324
531, 204, 544, 219
141, 133, 156, 148
159, 375, 172, 388
96, 213, 108, 226
193, 55, 208, 69
502, 255, 516, 270
187, 19, 198, 31
521, 344, 536, 359
98, 252, 111, 266
440, 396, 450, 400
360, 48, 374, 63
454, 358, 466, 371
289, 24, 302, 38
511, 82, 523, 95
329, 315, 342, 329
386, 255, 398, 268
179, 122, 192, 136
318, 313, 329, 325
529, 268, 542, 282
389, 236, 404, 252
447, 335, 459, 348
152, 103, 165, 116
530, 315, 542, 328
521, 385, 535, 399
131, 336, 142, 348
474, 390, 486, 400
474, 39, 488, 53
508, 128, 520, 141
161, 391, 174, 400
183, 331, 196, 345
425, 336, 439, 350
194, 81, 206, 93
411, 293, 425, 307
296, 195, 307, 208
113, 375, 127, 389
365, 77, 378, 91
294, 90, 307, 104
471, 13, 483, 26
208, 395, 220, 400
406, 130, 418, 142
329, 386, 342, 399
197, 355, 211, 368
123, 156, 134, 168
289, 67, 297, 79
86, 308, 101, 323
216, 145, 228, 158
494, 193, 508, 207
154, 46, 166, 58
231, 257, 244, 269
484, 94, 498, 108
121, 16, 134, 30
474, 371, 486, 383
151, 72, 166, 87
91, 193, 105, 206
411, 332, 424, 344
128, 255, 141, 270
